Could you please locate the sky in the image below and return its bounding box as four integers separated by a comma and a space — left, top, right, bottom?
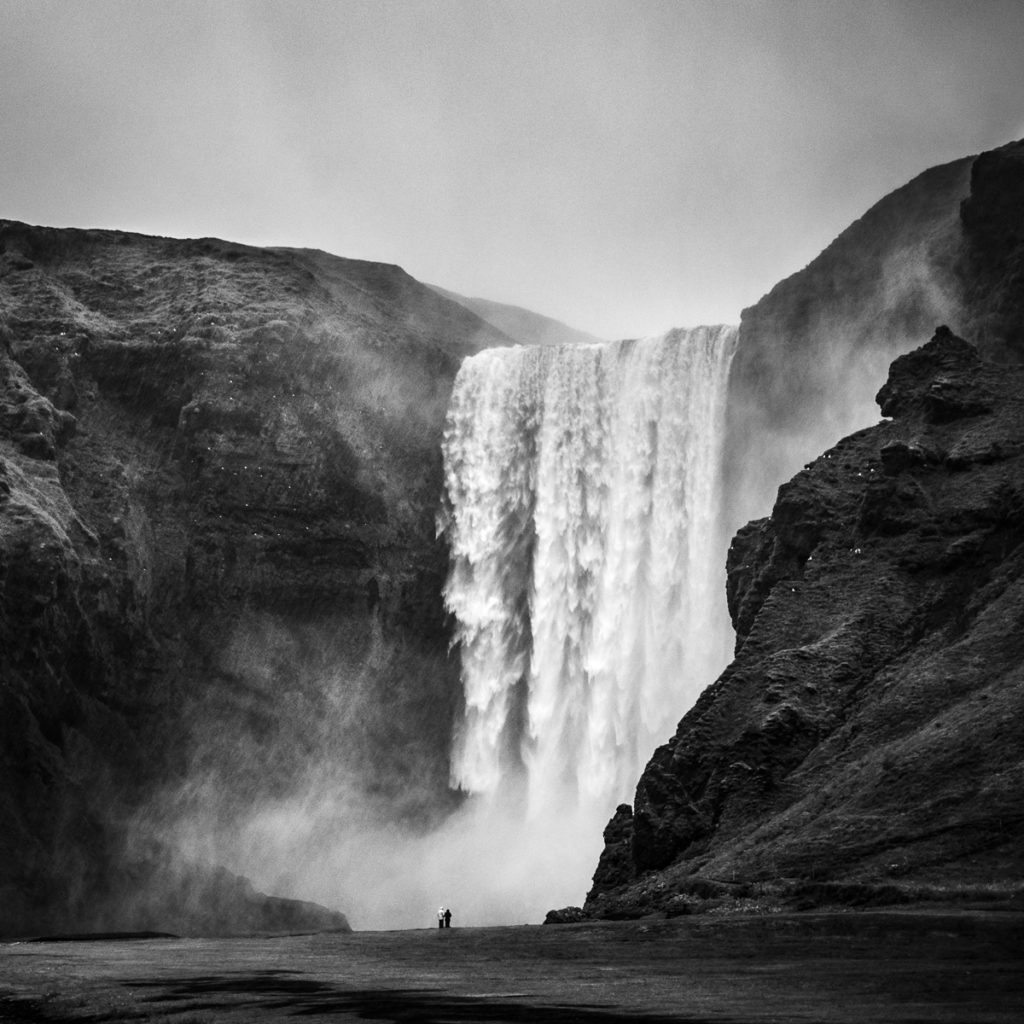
3, 1, 1024, 340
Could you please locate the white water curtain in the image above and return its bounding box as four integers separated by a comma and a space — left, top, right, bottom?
442, 325, 738, 814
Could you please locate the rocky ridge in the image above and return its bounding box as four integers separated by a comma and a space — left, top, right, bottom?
557, 138, 1024, 924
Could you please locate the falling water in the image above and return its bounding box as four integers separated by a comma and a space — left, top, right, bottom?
441, 325, 738, 819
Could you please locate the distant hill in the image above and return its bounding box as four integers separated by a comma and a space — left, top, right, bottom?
428, 284, 605, 348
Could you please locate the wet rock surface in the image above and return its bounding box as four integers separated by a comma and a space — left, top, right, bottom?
583, 330, 1024, 919
0, 222, 512, 936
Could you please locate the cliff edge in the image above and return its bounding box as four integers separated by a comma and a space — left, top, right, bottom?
578, 329, 1024, 919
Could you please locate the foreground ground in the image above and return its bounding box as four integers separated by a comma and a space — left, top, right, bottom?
1, 910, 1022, 1023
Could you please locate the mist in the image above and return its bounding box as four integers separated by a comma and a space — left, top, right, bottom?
201, 788, 605, 930
138, 611, 605, 930
134, 221, 966, 932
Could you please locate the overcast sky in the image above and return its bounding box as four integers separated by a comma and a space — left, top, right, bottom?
3, 1, 1024, 338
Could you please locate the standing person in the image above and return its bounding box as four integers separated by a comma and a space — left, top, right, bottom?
443, 907, 452, 929
437, 906, 445, 930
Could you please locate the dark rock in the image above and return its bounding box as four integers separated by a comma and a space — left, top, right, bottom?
723, 141, 1024, 574
876, 328, 986, 420
543, 906, 588, 924
959, 140, 1024, 362
0, 220, 515, 937
587, 804, 635, 898
879, 439, 937, 475
722, 154, 978, 554
15, 431, 56, 459
586, 331, 1024, 919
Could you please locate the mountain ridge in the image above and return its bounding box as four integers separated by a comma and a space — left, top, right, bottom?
427, 283, 605, 348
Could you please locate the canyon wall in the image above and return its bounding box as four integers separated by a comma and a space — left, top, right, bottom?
581, 329, 1024, 918
575, 140, 1024, 919
723, 154, 972, 543
3, 138, 1022, 934
0, 223, 512, 934
725, 140, 1024, 541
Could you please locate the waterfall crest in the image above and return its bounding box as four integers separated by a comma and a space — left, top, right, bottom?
441, 325, 738, 814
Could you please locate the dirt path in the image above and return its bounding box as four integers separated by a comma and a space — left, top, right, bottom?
1, 910, 1021, 1023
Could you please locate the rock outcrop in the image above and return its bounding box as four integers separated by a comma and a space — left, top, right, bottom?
0, 222, 514, 935
582, 330, 1024, 918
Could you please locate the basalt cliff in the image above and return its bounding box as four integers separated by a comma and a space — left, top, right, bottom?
574, 139, 1024, 920
0, 226, 524, 935
576, 329, 1024, 919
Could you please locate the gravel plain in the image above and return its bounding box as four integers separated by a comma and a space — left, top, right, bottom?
1, 910, 1022, 1023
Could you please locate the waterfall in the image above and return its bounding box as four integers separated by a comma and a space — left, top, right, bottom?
441, 325, 738, 817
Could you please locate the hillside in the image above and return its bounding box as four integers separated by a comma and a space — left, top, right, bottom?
0, 223, 512, 935
577, 329, 1024, 919
722, 154, 974, 546
568, 140, 1024, 923
724, 140, 1024, 544
428, 284, 605, 348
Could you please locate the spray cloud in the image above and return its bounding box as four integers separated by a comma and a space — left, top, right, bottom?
438, 326, 738, 906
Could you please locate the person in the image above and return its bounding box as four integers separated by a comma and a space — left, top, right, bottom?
443, 907, 452, 929
437, 906, 445, 930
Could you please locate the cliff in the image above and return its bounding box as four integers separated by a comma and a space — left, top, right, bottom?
572, 140, 1024, 922
723, 139, 1024, 546
579, 329, 1024, 919
0, 222, 514, 935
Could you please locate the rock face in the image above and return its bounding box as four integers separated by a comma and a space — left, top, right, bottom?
584, 330, 1024, 917
573, 140, 1024, 921
0, 222, 514, 935
725, 140, 1024, 548
724, 150, 990, 547
958, 140, 1024, 362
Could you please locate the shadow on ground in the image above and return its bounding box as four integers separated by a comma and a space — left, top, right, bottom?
124, 969, 737, 1023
